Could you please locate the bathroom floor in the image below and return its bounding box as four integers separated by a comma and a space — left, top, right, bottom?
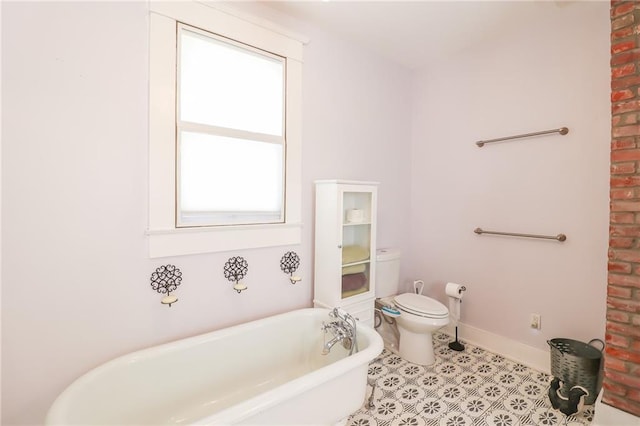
347, 332, 594, 426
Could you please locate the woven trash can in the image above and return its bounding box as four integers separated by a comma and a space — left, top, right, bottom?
547, 338, 604, 405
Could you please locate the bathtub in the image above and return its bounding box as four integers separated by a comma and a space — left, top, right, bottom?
46, 308, 383, 425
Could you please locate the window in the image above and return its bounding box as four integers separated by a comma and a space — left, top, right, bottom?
177, 25, 285, 227
148, 2, 304, 257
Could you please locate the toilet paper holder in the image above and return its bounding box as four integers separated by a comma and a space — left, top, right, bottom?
446, 282, 466, 298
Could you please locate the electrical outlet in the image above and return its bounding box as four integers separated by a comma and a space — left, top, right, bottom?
530, 313, 541, 330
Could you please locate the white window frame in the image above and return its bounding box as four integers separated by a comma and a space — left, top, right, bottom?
148, 1, 304, 258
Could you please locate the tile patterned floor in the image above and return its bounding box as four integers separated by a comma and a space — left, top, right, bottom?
347, 332, 594, 426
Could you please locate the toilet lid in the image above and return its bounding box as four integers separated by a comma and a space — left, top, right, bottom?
393, 293, 449, 318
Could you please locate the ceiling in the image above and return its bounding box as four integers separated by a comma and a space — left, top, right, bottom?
265, 1, 569, 70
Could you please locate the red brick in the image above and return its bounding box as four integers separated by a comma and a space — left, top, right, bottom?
607, 332, 631, 347
608, 295, 640, 313
608, 283, 634, 297
613, 114, 639, 126
613, 63, 637, 79
605, 355, 630, 372
612, 136, 636, 149
613, 125, 640, 137
624, 113, 638, 125
610, 237, 635, 249
610, 225, 640, 238
607, 347, 640, 363
612, 49, 640, 66
612, 26, 635, 41
608, 273, 640, 288
613, 40, 637, 55
611, 200, 640, 212
612, 149, 640, 162
628, 389, 640, 403
612, 74, 640, 90
612, 212, 635, 224
607, 298, 640, 315
613, 13, 635, 31
612, 2, 636, 19
606, 369, 640, 388
612, 99, 640, 114
602, 392, 640, 417
608, 309, 631, 323
612, 162, 636, 174
609, 261, 633, 273
604, 379, 629, 396
613, 89, 636, 102
610, 248, 640, 261
611, 188, 635, 199
633, 337, 640, 349
611, 175, 640, 186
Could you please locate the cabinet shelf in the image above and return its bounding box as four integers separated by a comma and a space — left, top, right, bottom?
342, 259, 370, 268
343, 222, 371, 227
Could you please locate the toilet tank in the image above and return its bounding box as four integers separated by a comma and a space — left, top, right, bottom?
376, 248, 401, 297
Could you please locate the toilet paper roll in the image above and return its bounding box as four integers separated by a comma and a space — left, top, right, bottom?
446, 282, 465, 322
445, 282, 465, 299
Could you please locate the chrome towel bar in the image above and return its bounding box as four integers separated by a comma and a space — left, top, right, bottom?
474, 227, 567, 242
475, 127, 569, 147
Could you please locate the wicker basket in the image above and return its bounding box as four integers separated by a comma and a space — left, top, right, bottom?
547, 338, 604, 405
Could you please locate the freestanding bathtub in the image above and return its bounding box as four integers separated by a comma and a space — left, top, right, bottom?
46, 308, 383, 425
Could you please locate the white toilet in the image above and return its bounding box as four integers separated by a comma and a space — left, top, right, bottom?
376, 248, 449, 365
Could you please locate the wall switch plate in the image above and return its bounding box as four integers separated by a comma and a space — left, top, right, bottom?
530, 313, 541, 330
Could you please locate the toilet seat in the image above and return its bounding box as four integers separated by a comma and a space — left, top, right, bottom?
393, 293, 448, 319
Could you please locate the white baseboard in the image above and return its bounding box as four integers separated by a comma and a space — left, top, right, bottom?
444, 322, 550, 374
592, 390, 640, 426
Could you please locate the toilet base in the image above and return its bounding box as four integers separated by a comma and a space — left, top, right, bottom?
398, 329, 436, 365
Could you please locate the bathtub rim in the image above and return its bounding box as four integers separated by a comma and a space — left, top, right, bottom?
46, 307, 383, 425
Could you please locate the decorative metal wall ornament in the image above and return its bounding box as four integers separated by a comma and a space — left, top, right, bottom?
224, 256, 249, 293
150, 264, 182, 307
280, 251, 302, 284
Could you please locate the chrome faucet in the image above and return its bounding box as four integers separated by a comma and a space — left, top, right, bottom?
321, 308, 359, 355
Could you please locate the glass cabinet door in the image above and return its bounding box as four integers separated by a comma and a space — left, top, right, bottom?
340, 191, 372, 300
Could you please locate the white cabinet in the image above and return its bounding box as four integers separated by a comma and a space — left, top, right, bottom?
313, 180, 378, 326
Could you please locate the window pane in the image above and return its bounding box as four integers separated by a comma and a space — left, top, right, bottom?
178, 131, 284, 226
179, 29, 284, 136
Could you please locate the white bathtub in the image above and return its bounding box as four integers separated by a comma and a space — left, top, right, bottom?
46, 308, 383, 425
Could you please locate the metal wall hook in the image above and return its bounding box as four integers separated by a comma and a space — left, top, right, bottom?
280, 251, 301, 284
150, 264, 182, 307
224, 256, 248, 293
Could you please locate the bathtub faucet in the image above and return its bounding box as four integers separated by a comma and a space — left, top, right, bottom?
321, 308, 359, 356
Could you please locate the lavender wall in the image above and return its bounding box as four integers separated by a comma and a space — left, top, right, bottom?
1, 2, 412, 424
408, 1, 610, 351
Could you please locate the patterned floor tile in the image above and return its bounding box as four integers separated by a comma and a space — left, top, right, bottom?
346, 332, 594, 426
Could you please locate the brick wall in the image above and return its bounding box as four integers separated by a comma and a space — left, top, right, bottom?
606, 0, 640, 417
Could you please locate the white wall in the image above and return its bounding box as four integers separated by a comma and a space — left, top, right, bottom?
1, 2, 412, 424
409, 1, 610, 351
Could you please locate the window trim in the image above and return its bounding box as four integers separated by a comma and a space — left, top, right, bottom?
148, 1, 303, 258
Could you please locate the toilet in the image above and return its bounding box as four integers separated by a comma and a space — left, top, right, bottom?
376, 248, 449, 365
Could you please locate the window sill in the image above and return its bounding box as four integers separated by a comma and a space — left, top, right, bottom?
147, 222, 302, 258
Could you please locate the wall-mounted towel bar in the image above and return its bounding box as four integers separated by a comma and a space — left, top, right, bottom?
475, 127, 569, 147
474, 227, 567, 242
